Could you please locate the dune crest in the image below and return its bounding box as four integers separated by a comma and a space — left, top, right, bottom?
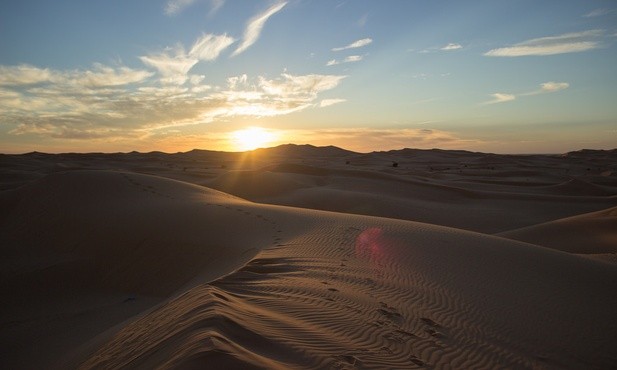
499, 206, 617, 255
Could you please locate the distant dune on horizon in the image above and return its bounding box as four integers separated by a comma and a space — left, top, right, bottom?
4, 143, 617, 157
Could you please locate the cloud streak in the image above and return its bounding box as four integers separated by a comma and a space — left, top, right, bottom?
0, 65, 54, 85
584, 8, 613, 17
521, 81, 570, 96
332, 38, 372, 51
0, 64, 153, 87
326, 55, 363, 66
165, 0, 195, 15
209, 0, 226, 16
189, 33, 235, 61
320, 98, 346, 107
232, 2, 287, 56
484, 30, 603, 57
539, 81, 569, 92
482, 81, 569, 104
139, 49, 198, 85
440, 43, 462, 51
140, 33, 234, 84
482, 93, 516, 105
416, 42, 463, 53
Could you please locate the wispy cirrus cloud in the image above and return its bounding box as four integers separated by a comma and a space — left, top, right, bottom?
232, 1, 287, 57
73, 63, 155, 87
140, 33, 234, 84
189, 33, 235, 60
139, 48, 198, 85
357, 14, 369, 27
440, 43, 462, 51
482, 93, 516, 105
484, 30, 603, 57
165, 0, 196, 15
209, 0, 226, 16
226, 74, 248, 89
542, 81, 570, 92
320, 98, 346, 107
326, 55, 363, 66
584, 8, 613, 17
0, 63, 153, 87
482, 81, 569, 105
0, 65, 54, 85
332, 38, 372, 51
525, 81, 570, 95
415, 42, 462, 53
255, 73, 346, 108
165, 0, 225, 17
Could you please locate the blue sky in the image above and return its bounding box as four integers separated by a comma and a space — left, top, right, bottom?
0, 0, 616, 153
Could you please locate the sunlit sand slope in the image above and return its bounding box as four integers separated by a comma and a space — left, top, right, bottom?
500, 206, 617, 256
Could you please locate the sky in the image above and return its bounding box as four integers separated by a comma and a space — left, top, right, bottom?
1, 0, 616, 154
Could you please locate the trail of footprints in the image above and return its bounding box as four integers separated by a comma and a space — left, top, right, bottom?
218, 217, 446, 368
370, 300, 445, 368
325, 226, 450, 368
120, 172, 175, 200
204, 203, 283, 248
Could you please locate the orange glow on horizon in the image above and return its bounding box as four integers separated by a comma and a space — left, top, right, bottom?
230, 127, 279, 151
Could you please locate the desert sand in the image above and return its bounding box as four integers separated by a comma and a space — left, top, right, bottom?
1, 145, 616, 369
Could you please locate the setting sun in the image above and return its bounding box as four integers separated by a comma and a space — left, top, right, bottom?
231, 127, 277, 151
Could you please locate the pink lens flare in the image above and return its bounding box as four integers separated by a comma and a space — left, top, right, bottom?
355, 227, 386, 262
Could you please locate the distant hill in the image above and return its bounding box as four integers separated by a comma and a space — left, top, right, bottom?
562, 148, 617, 159
6, 145, 616, 158
253, 144, 357, 157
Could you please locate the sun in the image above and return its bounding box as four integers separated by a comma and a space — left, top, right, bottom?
231, 127, 277, 151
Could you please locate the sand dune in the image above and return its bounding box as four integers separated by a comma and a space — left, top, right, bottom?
499, 206, 617, 255
1, 147, 617, 369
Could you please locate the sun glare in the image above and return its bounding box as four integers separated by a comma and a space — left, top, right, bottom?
231, 127, 277, 151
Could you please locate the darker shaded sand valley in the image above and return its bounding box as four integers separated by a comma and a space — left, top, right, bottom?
1, 145, 617, 369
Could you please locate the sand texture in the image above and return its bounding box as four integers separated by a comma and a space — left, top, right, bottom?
1, 146, 617, 369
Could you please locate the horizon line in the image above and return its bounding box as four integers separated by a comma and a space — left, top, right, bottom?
2, 143, 615, 157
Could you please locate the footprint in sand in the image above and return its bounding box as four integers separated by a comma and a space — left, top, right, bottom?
332, 354, 361, 369
420, 317, 440, 327
420, 317, 446, 338
384, 329, 417, 343
376, 302, 404, 325
377, 308, 402, 320
409, 355, 428, 367
424, 328, 445, 339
